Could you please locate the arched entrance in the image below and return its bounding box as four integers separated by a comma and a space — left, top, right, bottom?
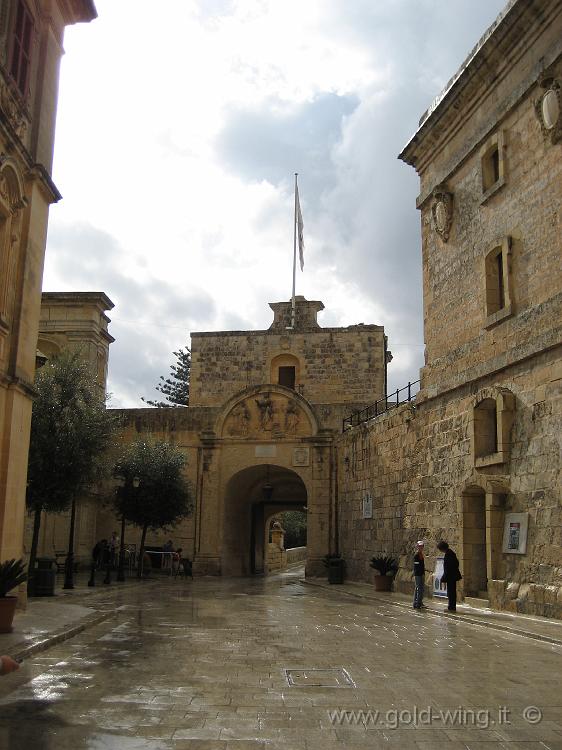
461, 481, 508, 598
223, 464, 307, 576
462, 487, 487, 596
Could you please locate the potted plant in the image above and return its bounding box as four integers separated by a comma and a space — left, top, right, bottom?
369, 555, 398, 592
0, 559, 28, 633
322, 553, 345, 584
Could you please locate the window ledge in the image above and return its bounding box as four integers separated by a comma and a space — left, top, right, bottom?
481, 176, 505, 205
475, 452, 506, 468
484, 303, 513, 330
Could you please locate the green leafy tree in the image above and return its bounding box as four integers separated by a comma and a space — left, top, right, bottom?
142, 347, 190, 407
280, 510, 307, 548
112, 439, 193, 576
26, 350, 117, 593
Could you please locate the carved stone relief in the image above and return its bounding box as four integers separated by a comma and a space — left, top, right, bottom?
0, 79, 29, 141
224, 393, 311, 438
430, 185, 454, 242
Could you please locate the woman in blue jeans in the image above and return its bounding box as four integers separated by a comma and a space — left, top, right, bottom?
413, 541, 426, 608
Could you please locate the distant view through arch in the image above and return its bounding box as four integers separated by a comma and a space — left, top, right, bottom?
222, 464, 307, 576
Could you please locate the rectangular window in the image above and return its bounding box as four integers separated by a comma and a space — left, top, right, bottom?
496, 251, 505, 310
10, 1, 33, 96
278, 366, 296, 389
482, 146, 500, 192
483, 236, 513, 329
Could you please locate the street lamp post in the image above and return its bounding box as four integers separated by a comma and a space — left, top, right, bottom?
116, 476, 139, 582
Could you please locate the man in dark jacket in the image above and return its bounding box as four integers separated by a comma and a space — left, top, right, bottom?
437, 541, 462, 611
413, 541, 426, 608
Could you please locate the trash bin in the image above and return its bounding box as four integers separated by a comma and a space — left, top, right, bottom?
33, 558, 56, 596
328, 557, 345, 584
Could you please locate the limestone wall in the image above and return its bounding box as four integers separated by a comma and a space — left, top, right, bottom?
190, 299, 386, 418
337, 346, 562, 618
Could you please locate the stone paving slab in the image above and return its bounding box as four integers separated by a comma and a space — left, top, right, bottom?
302, 577, 562, 646
0, 576, 162, 661
0, 570, 560, 749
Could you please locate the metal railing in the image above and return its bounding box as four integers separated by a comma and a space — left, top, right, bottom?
342, 380, 420, 431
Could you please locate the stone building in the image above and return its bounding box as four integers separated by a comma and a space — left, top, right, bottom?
29, 291, 113, 561
0, 0, 96, 565
105, 297, 388, 578
38, 291, 114, 392
338, 0, 561, 617
30, 0, 561, 619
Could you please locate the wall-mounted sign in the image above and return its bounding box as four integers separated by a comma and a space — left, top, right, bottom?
502, 512, 529, 554
433, 556, 447, 598
292, 446, 310, 466
255, 445, 276, 458
362, 493, 373, 519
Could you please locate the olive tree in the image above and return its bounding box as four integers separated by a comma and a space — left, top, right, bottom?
26, 350, 117, 593
112, 439, 193, 577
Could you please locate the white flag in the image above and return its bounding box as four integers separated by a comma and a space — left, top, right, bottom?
296, 184, 304, 271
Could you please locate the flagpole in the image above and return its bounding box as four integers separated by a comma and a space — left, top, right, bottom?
291, 172, 298, 329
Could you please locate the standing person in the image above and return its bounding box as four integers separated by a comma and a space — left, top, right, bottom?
92, 539, 107, 570
413, 541, 426, 609
109, 531, 118, 569
437, 541, 462, 612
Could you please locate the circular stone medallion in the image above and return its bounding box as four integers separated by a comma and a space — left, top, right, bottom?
542, 89, 560, 130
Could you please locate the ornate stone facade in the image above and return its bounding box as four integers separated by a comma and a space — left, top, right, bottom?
0, 1, 97, 572
337, 0, 562, 618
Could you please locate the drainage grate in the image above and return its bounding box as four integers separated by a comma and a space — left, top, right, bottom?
284, 668, 356, 688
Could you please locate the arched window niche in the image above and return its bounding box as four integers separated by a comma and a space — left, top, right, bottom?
471, 388, 515, 468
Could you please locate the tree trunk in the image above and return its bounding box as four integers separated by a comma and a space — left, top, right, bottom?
27, 507, 42, 596
137, 523, 148, 578
63, 497, 77, 589
117, 514, 126, 581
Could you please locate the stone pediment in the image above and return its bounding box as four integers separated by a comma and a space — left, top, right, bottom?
221, 388, 314, 439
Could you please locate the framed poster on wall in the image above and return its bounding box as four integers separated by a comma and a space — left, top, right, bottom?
433, 556, 448, 598
502, 512, 529, 554
362, 493, 373, 519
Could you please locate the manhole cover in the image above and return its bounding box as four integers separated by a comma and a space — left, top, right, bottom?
284, 668, 355, 688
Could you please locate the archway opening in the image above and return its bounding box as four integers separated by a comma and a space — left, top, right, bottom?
223, 464, 307, 576
462, 487, 487, 597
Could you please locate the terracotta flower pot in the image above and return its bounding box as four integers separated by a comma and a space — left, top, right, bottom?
374, 575, 392, 592
0, 596, 17, 633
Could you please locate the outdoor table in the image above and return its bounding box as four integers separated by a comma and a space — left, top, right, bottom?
145, 550, 175, 575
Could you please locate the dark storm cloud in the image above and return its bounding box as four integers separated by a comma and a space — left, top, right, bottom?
216, 93, 359, 201
45, 221, 216, 405
214, 1, 507, 392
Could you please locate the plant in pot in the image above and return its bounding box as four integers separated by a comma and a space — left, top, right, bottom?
0, 559, 28, 633
322, 553, 345, 584
370, 555, 398, 592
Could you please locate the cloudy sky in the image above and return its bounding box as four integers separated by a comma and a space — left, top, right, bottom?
45, 0, 506, 408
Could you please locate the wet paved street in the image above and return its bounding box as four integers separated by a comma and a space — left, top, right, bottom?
0, 568, 561, 750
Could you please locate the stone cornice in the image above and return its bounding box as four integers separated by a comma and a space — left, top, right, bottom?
41, 291, 114, 310
399, 0, 562, 177
26, 163, 62, 203
191, 325, 384, 339
0, 372, 37, 398
417, 295, 562, 404
58, 0, 97, 25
